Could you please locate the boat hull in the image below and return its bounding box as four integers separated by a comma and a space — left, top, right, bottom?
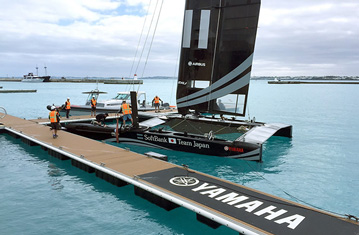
64, 123, 262, 161
21, 78, 43, 82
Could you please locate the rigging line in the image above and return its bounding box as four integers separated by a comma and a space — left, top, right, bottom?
140, 0, 164, 79
134, 0, 159, 80
243, 160, 349, 218
207, 0, 222, 111
213, 124, 234, 135
177, 119, 207, 135
174, 159, 351, 218
183, 171, 349, 218
128, 0, 153, 80
168, 118, 188, 129
168, 118, 205, 135
247, 103, 251, 121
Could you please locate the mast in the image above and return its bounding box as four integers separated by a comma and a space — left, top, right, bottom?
176, 0, 261, 117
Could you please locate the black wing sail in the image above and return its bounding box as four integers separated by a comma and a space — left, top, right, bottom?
176, 0, 261, 116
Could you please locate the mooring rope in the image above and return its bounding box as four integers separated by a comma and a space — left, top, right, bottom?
243, 160, 354, 218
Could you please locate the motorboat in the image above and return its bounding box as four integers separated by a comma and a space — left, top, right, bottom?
22, 73, 45, 82
58, 89, 169, 116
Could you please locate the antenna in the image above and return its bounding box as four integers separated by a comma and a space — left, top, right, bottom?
36, 65, 39, 76
44, 64, 47, 76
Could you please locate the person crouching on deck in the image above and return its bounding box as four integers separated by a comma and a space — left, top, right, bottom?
49, 106, 60, 138
95, 113, 109, 127
119, 100, 133, 126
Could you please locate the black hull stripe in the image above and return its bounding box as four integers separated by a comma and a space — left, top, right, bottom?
115, 138, 172, 150
110, 138, 260, 160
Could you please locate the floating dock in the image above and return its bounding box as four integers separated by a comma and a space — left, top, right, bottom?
268, 80, 359, 84
0, 78, 21, 82
49, 78, 143, 84
0, 114, 358, 234
0, 89, 37, 93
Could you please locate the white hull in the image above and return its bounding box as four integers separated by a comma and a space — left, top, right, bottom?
21, 79, 43, 83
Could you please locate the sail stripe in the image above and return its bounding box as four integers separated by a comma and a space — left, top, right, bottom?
177, 54, 253, 103
198, 10, 210, 49
177, 66, 251, 105
177, 72, 250, 108
182, 10, 193, 48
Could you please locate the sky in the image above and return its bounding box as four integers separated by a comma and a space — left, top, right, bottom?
1, 0, 358, 78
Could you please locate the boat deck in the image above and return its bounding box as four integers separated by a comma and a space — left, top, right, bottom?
32, 110, 176, 125
1, 114, 358, 234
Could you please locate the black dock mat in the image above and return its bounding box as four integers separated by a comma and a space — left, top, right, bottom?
139, 167, 359, 235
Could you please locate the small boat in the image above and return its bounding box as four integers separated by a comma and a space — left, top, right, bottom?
59, 89, 169, 116
22, 73, 44, 82
22, 73, 51, 82
22, 66, 51, 82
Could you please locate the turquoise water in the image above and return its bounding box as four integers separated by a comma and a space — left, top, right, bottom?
1, 80, 358, 234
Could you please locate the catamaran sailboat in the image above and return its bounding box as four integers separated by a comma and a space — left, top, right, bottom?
164, 0, 292, 142
63, 0, 292, 161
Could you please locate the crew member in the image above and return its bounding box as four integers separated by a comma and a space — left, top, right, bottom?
64, 97, 71, 118
91, 96, 97, 116
49, 106, 60, 138
152, 95, 162, 113
95, 113, 109, 127
119, 100, 133, 126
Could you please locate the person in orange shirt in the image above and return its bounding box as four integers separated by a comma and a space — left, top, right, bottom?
120, 100, 133, 126
91, 96, 97, 116
64, 97, 71, 118
152, 95, 162, 113
49, 106, 60, 138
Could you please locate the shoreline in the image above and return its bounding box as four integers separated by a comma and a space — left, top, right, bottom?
0, 78, 143, 84
268, 80, 359, 84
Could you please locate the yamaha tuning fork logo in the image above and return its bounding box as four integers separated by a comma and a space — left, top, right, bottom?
169, 176, 200, 187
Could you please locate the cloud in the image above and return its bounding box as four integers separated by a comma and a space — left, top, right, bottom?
0, 0, 358, 77
254, 0, 359, 76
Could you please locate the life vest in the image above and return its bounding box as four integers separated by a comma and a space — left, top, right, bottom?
154, 97, 160, 104
91, 98, 96, 107
65, 101, 71, 110
49, 110, 57, 123
121, 103, 132, 115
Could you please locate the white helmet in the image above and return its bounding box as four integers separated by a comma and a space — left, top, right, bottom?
51, 106, 56, 110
